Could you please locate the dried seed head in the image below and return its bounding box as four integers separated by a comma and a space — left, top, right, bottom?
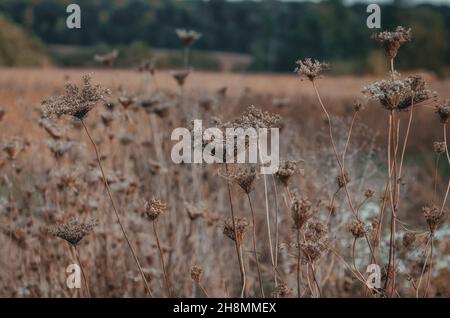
276, 160, 303, 186
364, 189, 375, 198
47, 217, 97, 246
363, 75, 432, 112
305, 222, 327, 243
402, 232, 416, 249
348, 219, 367, 239
372, 26, 412, 59
231, 166, 257, 194
436, 100, 450, 124
295, 58, 329, 81
433, 141, 446, 154
291, 195, 311, 230
42, 74, 108, 119
336, 172, 350, 189
227, 105, 282, 129
223, 217, 249, 244
171, 70, 190, 87
276, 282, 292, 297
175, 29, 202, 47
190, 265, 203, 283
94, 49, 118, 67
144, 198, 168, 221
300, 240, 328, 264
422, 205, 445, 233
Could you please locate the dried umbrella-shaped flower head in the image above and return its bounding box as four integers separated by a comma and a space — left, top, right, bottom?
433, 141, 446, 154
363, 75, 432, 112
276, 160, 303, 186
190, 265, 203, 283
402, 232, 416, 249
42, 74, 108, 120
276, 282, 292, 297
436, 100, 450, 124
94, 49, 118, 67
295, 58, 329, 81
372, 26, 411, 59
348, 219, 367, 239
223, 217, 249, 244
171, 70, 190, 87
175, 29, 202, 47
144, 198, 168, 221
336, 172, 350, 189
231, 166, 257, 194
227, 105, 282, 129
422, 205, 445, 233
291, 195, 311, 230
47, 217, 97, 246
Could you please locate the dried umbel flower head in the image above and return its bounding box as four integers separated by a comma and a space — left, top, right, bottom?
433, 141, 446, 154
3, 137, 25, 160
228, 105, 282, 129
436, 100, 450, 124
364, 189, 375, 198
144, 198, 168, 221
231, 166, 257, 194
300, 240, 328, 264
291, 195, 311, 230
47, 217, 97, 246
190, 265, 203, 283
276, 282, 292, 297
348, 219, 367, 239
171, 70, 190, 87
372, 26, 412, 59
223, 217, 249, 244
276, 160, 303, 186
295, 58, 329, 81
363, 75, 432, 112
118, 95, 137, 109
422, 205, 445, 233
336, 172, 350, 189
402, 232, 416, 249
94, 49, 118, 67
42, 74, 108, 120
175, 29, 202, 47
305, 222, 327, 243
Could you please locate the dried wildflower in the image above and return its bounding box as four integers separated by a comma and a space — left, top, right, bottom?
47, 217, 97, 246
276, 160, 303, 186
190, 265, 203, 283
276, 282, 292, 297
372, 26, 411, 59
171, 70, 190, 87
223, 217, 249, 244
94, 49, 118, 67
364, 189, 375, 198
433, 141, 446, 154
295, 58, 329, 81
42, 74, 108, 119
138, 59, 156, 75
226, 105, 282, 129
422, 205, 445, 233
402, 232, 416, 249
231, 166, 257, 194
336, 172, 350, 189
144, 198, 168, 221
300, 240, 328, 264
175, 29, 202, 47
348, 219, 367, 239
363, 75, 432, 111
291, 195, 311, 230
305, 222, 327, 243
118, 95, 137, 109
436, 100, 450, 123
3, 137, 25, 160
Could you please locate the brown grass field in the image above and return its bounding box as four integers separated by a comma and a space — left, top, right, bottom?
0, 65, 449, 298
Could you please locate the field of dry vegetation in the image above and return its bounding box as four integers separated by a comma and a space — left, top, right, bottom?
0, 27, 449, 298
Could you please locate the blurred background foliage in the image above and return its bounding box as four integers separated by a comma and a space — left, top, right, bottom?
0, 0, 449, 76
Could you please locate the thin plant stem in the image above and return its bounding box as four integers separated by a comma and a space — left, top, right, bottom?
80, 120, 153, 297
152, 220, 172, 297
271, 175, 280, 296
247, 193, 265, 298
73, 246, 90, 298
296, 229, 302, 298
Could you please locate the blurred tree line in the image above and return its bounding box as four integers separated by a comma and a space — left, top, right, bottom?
0, 0, 449, 75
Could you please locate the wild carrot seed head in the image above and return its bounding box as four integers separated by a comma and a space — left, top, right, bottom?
294, 58, 329, 81
47, 217, 97, 246
371, 26, 412, 59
